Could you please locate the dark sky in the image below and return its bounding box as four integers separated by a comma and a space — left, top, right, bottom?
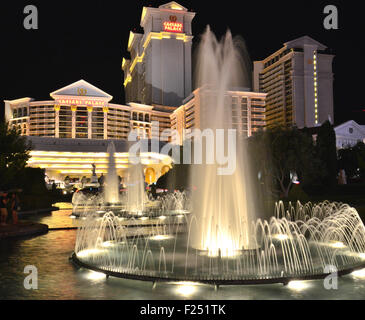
1, 0, 364, 125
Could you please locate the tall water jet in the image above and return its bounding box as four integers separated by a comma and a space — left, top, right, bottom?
190, 27, 257, 256
126, 157, 147, 214
104, 141, 120, 204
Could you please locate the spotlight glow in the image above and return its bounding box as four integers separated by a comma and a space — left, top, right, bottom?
175, 282, 198, 296
85, 271, 106, 281
102, 241, 115, 248
351, 268, 365, 279
273, 234, 289, 241
287, 280, 310, 291
359, 253, 365, 260
77, 249, 105, 258
330, 241, 346, 249
149, 235, 173, 241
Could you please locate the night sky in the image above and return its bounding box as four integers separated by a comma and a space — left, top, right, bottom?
1, 0, 364, 125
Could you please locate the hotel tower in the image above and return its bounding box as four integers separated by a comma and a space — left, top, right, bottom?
253, 36, 334, 129
122, 2, 195, 107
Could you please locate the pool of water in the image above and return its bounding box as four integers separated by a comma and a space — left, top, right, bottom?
1, 203, 365, 300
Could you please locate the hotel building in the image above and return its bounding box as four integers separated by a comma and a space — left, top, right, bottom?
4, 79, 171, 141
334, 120, 365, 149
122, 2, 195, 107
253, 36, 334, 129
4, 1, 269, 183
4, 80, 173, 183
170, 87, 266, 145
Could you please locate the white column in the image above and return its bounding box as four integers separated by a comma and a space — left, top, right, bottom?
87, 105, 93, 139
103, 106, 108, 140
54, 104, 60, 138
71, 105, 77, 139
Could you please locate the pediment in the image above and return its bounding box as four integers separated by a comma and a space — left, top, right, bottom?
50, 80, 113, 101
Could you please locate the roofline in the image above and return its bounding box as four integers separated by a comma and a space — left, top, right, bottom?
334, 120, 365, 134
50, 79, 113, 100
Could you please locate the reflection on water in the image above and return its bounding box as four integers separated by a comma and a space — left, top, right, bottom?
1, 206, 365, 300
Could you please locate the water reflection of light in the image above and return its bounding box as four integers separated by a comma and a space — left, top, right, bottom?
287, 280, 310, 291
175, 282, 198, 296
351, 269, 365, 279
149, 235, 173, 241
54, 202, 73, 209
85, 271, 105, 281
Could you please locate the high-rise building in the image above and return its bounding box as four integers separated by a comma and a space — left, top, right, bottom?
253, 36, 334, 129
170, 87, 266, 145
3, 2, 270, 183
122, 2, 195, 107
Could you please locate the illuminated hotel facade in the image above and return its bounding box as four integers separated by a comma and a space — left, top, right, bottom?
170, 87, 266, 145
122, 2, 195, 107
4, 1, 268, 183
4, 80, 171, 141
4, 80, 173, 183
253, 36, 334, 129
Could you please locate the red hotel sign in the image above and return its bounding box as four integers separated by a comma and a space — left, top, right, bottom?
163, 21, 183, 32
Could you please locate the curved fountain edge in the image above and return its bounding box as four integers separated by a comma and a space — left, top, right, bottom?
70, 252, 365, 286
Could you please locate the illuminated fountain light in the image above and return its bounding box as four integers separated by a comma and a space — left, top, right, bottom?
173, 282, 200, 297
287, 280, 311, 291
77, 248, 106, 258
85, 271, 106, 281
131, 211, 143, 216
149, 235, 174, 241
273, 234, 290, 241
201, 235, 243, 258
351, 268, 365, 279
139, 216, 149, 221
159, 215, 167, 220
329, 241, 346, 249
101, 241, 115, 248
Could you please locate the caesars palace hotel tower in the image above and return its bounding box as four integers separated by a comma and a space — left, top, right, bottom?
122, 2, 195, 107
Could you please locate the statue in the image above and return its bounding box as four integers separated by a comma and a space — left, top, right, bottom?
90, 164, 98, 184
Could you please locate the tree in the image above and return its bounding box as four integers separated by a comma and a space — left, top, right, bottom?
156, 164, 190, 192
0, 121, 32, 189
315, 120, 338, 187
338, 141, 365, 181
249, 126, 324, 198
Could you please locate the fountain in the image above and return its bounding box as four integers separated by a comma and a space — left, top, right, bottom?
104, 142, 120, 205
71, 28, 365, 286
126, 157, 148, 215
190, 27, 257, 257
